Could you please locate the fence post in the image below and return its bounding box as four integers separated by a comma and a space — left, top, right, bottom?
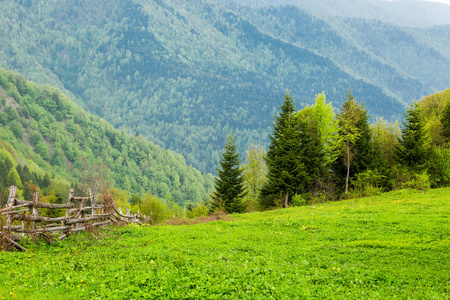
63, 189, 74, 237
32, 192, 39, 231
91, 193, 96, 217
5, 186, 16, 231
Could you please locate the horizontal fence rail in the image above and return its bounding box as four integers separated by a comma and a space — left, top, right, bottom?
0, 186, 147, 251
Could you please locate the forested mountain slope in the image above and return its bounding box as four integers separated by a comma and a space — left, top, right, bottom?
0, 67, 214, 205
215, 0, 450, 28
0, 0, 448, 172
230, 5, 450, 100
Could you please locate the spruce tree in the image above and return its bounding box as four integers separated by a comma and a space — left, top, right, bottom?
395, 103, 428, 172
260, 92, 308, 208
211, 133, 246, 213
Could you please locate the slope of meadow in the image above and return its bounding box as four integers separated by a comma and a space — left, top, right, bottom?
1, 188, 449, 299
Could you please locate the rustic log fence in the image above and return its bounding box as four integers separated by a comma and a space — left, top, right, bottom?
0, 186, 146, 251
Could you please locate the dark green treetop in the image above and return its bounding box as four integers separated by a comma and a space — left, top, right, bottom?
211, 133, 247, 213
260, 91, 308, 208
395, 102, 428, 172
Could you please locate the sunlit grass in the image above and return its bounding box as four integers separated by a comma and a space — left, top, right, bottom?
1, 188, 449, 299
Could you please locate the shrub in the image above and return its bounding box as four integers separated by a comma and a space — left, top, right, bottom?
292, 194, 306, 207
350, 170, 385, 198
427, 148, 450, 188
186, 202, 209, 219
402, 172, 431, 191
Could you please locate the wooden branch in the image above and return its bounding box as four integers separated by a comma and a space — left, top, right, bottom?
15, 199, 75, 209
11, 214, 70, 223
65, 214, 112, 225
1, 209, 29, 215
113, 207, 138, 219
0, 203, 31, 212
5, 237, 27, 252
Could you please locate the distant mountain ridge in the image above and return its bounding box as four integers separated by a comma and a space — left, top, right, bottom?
0, 0, 449, 173
214, 0, 450, 28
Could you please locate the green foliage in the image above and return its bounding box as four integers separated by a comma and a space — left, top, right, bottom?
139, 193, 167, 223
401, 172, 431, 191
0, 66, 214, 205
295, 92, 339, 196
442, 101, 450, 142
426, 147, 450, 188
1, 0, 438, 174
8, 120, 23, 139
291, 193, 306, 207
186, 202, 209, 219
395, 103, 428, 173
261, 92, 308, 208
335, 91, 371, 193
6, 167, 22, 187
139, 193, 183, 224
349, 170, 385, 198
241, 145, 267, 211
211, 133, 246, 213
1, 188, 449, 298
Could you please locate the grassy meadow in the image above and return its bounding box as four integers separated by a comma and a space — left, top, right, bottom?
1, 188, 449, 299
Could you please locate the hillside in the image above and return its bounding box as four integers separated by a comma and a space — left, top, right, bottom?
215, 0, 450, 28
0, 67, 214, 205
1, 188, 449, 298
0, 0, 449, 172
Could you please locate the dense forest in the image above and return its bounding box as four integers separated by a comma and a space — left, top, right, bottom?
0, 67, 214, 207
214, 89, 450, 213
214, 0, 450, 27
1, 0, 449, 173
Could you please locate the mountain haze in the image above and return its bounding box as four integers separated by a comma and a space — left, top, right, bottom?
0, 0, 449, 172
215, 0, 450, 28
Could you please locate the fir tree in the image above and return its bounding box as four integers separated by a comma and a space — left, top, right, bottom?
395, 103, 428, 172
211, 133, 246, 213
260, 91, 308, 208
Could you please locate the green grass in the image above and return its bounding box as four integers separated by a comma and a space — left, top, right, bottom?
1, 188, 449, 299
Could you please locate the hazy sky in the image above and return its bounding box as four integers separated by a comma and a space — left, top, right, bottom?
423, 0, 450, 5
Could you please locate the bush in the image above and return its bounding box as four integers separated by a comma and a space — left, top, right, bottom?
427, 148, 450, 188
350, 170, 385, 198
186, 202, 209, 219
291, 194, 306, 207
402, 172, 431, 191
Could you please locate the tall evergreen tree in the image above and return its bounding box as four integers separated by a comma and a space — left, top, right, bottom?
395, 103, 428, 172
260, 92, 308, 208
211, 133, 246, 213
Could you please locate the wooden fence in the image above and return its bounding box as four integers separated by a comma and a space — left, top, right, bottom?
0, 186, 145, 251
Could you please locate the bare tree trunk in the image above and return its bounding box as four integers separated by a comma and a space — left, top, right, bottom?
284, 193, 289, 208
346, 140, 350, 194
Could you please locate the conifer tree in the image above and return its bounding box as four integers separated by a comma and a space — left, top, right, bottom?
211, 133, 246, 213
260, 92, 308, 208
395, 103, 428, 172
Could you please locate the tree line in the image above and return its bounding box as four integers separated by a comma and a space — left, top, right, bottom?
211, 89, 450, 213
